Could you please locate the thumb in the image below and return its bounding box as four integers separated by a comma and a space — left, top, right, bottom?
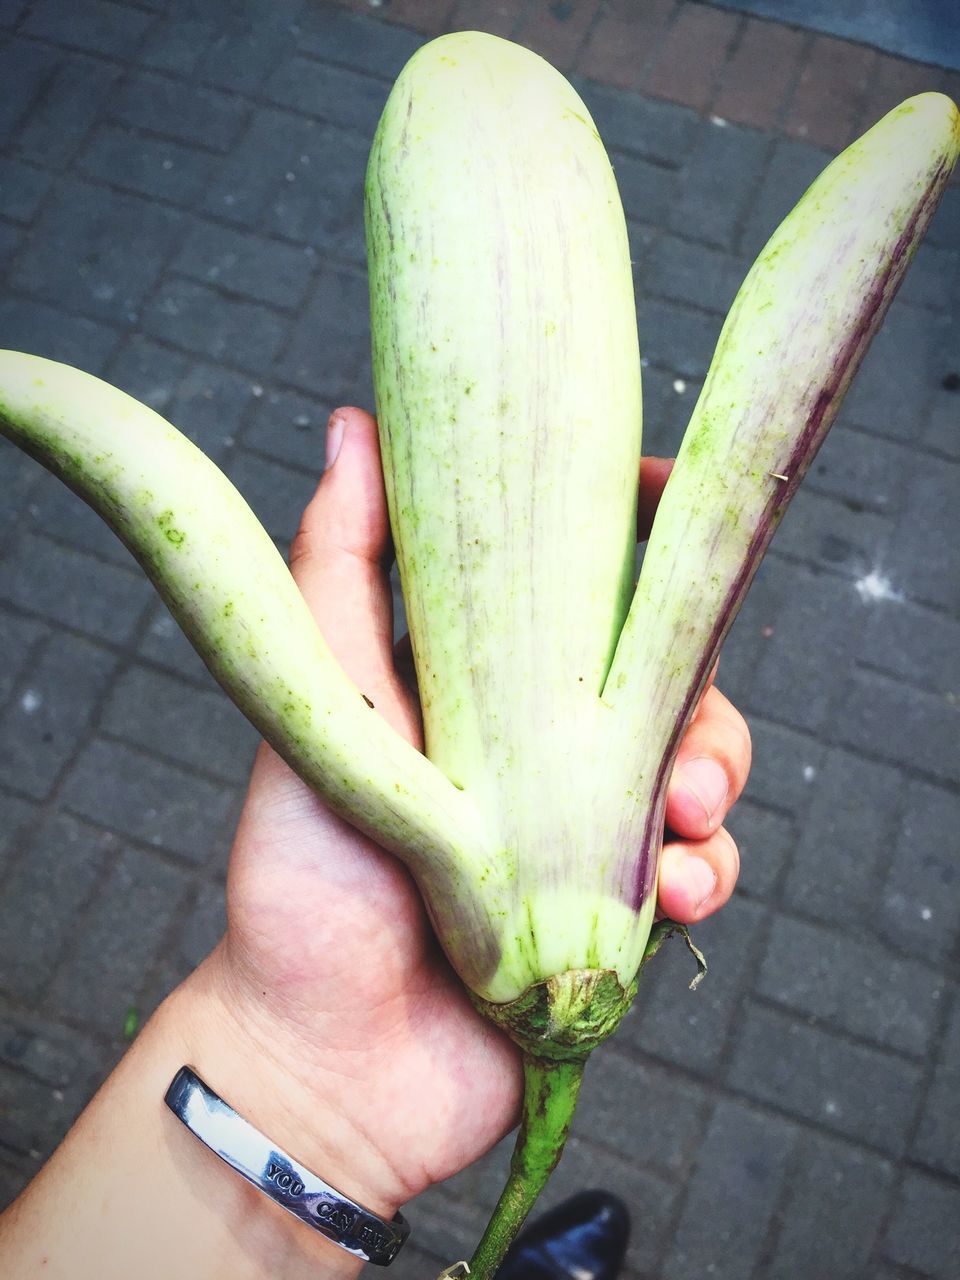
288, 407, 418, 743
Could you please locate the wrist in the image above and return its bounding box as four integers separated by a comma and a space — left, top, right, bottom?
167, 946, 409, 1227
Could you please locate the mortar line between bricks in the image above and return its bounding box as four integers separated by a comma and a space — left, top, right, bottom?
873, 984, 960, 1256
747, 991, 949, 1067
11, 30, 417, 152
761, 545, 960, 627
636, 0, 684, 95
752, 892, 960, 984
752, 1120, 806, 1275
94, 727, 250, 793
855, 654, 960, 703
772, 28, 814, 138
740, 702, 960, 802
704, 8, 748, 122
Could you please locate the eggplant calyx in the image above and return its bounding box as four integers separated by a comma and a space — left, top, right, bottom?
470, 968, 638, 1060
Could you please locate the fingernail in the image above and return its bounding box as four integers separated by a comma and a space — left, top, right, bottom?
685, 856, 717, 910
678, 757, 729, 822
325, 414, 345, 471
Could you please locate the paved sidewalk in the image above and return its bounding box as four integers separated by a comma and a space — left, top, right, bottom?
0, 2, 958, 1277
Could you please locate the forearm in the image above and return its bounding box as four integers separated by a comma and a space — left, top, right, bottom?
0, 954, 400, 1279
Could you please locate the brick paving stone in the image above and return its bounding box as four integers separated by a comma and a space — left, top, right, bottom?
669, 119, 768, 250
912, 993, 960, 1179
624, 892, 766, 1074
773, 487, 892, 578
142, 277, 288, 373
448, 0, 521, 42
712, 17, 805, 131
0, 788, 36, 881
14, 53, 121, 169
46, 844, 194, 1035
297, 4, 423, 78
784, 34, 874, 152
276, 266, 373, 404
726, 799, 794, 900
11, 178, 183, 327
174, 220, 313, 312
177, 880, 227, 970
843, 301, 951, 443
137, 600, 218, 686
740, 715, 824, 813
24, 467, 137, 566
137, 8, 214, 74
0, 1161, 27, 1205
223, 448, 323, 545
863, 598, 960, 698
610, 148, 679, 229
113, 71, 248, 152
757, 913, 945, 1057
640, 231, 746, 314
575, 1047, 710, 1177
898, 242, 960, 312
807, 419, 914, 516
243, 387, 328, 472
0, 157, 52, 222
22, 0, 155, 57
77, 123, 221, 207
577, 0, 676, 91
926, 184, 960, 252
738, 134, 832, 258
767, 1131, 894, 1278
102, 663, 257, 784
879, 780, 960, 963
166, 362, 260, 459
835, 669, 959, 785
574, 80, 699, 164
203, 109, 367, 260
0, 439, 42, 547
636, 297, 722, 377
886, 459, 960, 612
0, 297, 119, 374
857, 50, 941, 135
0, 630, 117, 799
0, 221, 21, 270
882, 1171, 960, 1278
643, 3, 739, 114
0, 531, 152, 642
0, 813, 116, 1004
514, 0, 600, 73
662, 1098, 796, 1280
0, 40, 57, 149
378, 0, 452, 35
745, 560, 864, 733
60, 737, 239, 864
196, 1, 302, 95
262, 55, 390, 135
0, 608, 46, 708
783, 747, 904, 927
727, 1003, 924, 1155
925, 378, 960, 458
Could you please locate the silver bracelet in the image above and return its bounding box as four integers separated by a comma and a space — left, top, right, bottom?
164, 1066, 410, 1266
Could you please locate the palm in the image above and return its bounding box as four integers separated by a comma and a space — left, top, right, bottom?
226, 738, 520, 1202
216, 406, 747, 1209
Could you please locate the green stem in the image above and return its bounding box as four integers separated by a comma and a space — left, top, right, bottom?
467, 1053, 586, 1279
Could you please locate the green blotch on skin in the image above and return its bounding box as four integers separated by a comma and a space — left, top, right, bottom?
156, 509, 185, 547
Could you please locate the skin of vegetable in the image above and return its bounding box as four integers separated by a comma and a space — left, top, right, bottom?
0, 30, 956, 1279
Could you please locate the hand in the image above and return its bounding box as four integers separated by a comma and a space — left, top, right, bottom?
208, 408, 751, 1216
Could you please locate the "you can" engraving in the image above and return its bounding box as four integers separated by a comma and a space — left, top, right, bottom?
265, 1161, 305, 1197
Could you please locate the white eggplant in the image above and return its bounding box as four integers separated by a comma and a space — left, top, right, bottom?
0, 31, 956, 1277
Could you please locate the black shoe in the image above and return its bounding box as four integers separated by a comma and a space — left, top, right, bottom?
495, 1189, 630, 1280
